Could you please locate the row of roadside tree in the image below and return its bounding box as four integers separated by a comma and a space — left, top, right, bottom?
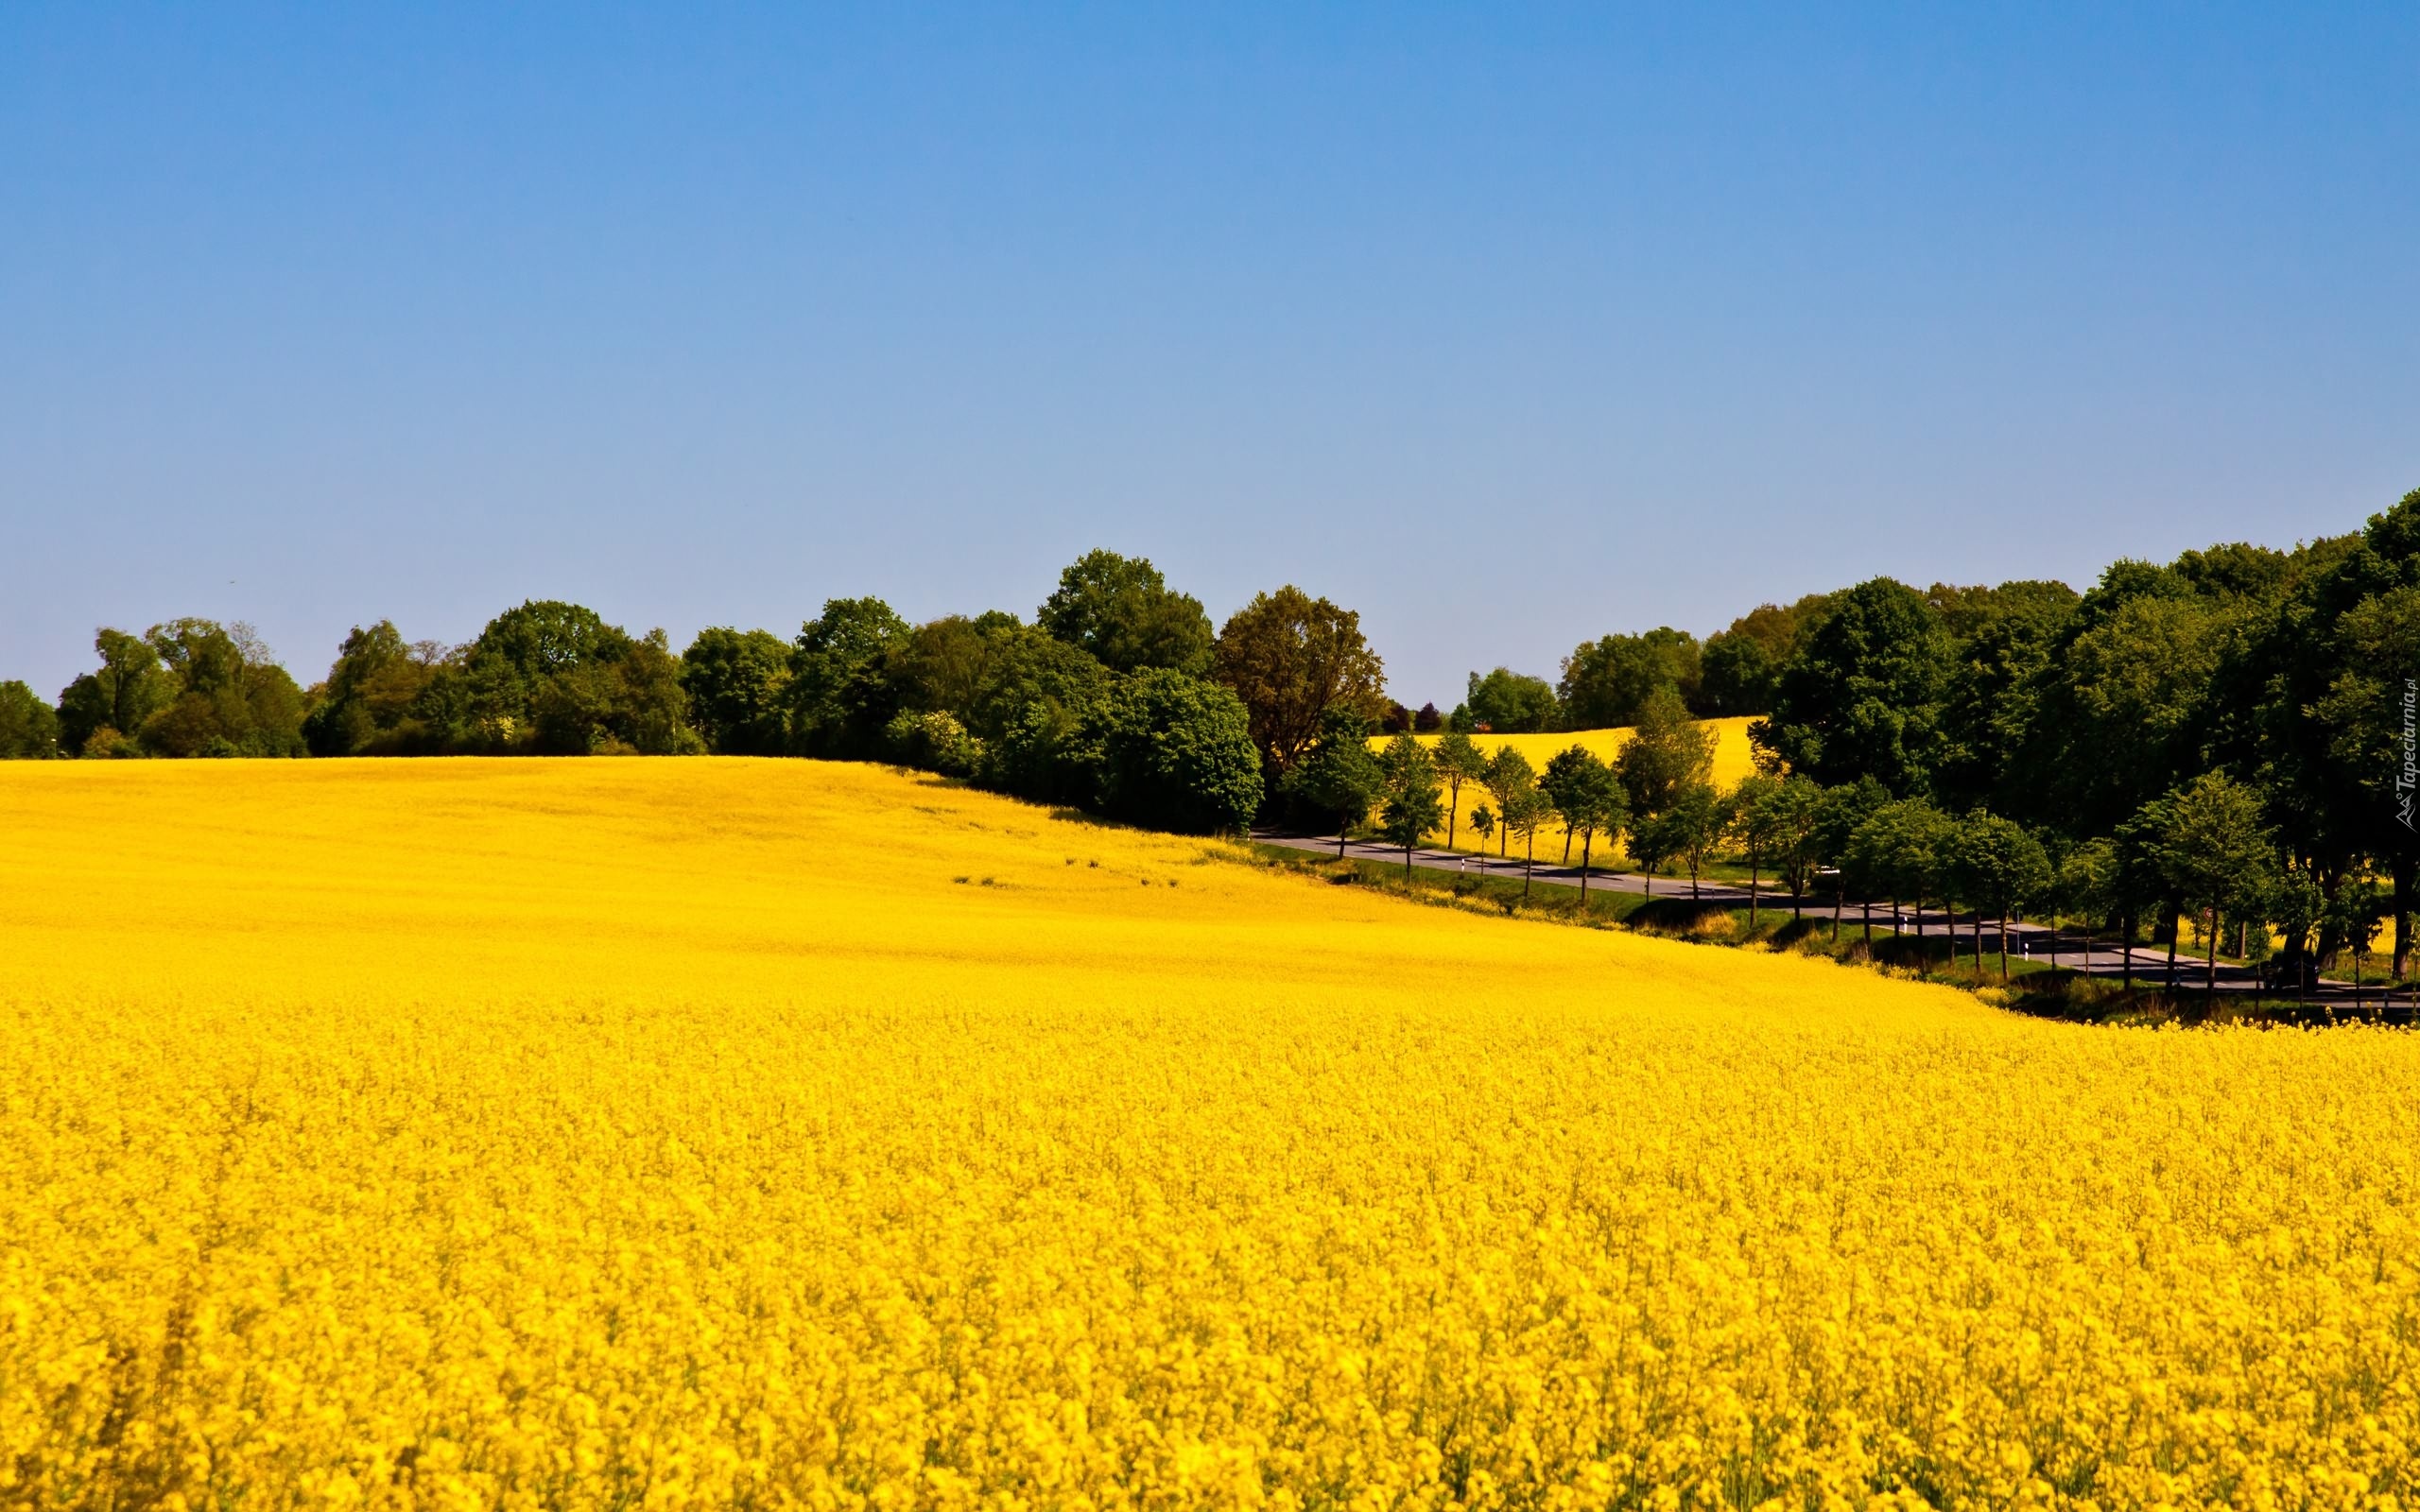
1315, 707, 2353, 995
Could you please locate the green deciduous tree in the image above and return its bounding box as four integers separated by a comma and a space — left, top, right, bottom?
1559, 627, 1703, 728
1455, 668, 1560, 732
1540, 745, 1625, 902
884, 616, 1113, 753
2112, 795, 2178, 991
1698, 595, 1834, 717
1468, 804, 1495, 854
2154, 773, 2275, 996
401, 602, 700, 756
1502, 782, 1553, 900
1948, 813, 2054, 980
1657, 782, 1724, 900
1375, 733, 1445, 879
1616, 685, 1718, 822
1844, 797, 1953, 950
1037, 549, 1215, 676
0, 681, 61, 758
1764, 776, 1827, 920
305, 621, 447, 755
2328, 876, 2387, 1009
1087, 670, 1265, 834
1814, 778, 1890, 939
60, 619, 312, 759
1432, 730, 1486, 849
884, 710, 985, 777
2029, 586, 2225, 836
58, 628, 174, 754
1722, 773, 1785, 924
1479, 747, 1538, 860
2308, 579, 2420, 977
787, 598, 912, 758
2269, 868, 2325, 1002
1626, 807, 1684, 899
680, 627, 794, 754
2053, 835, 2118, 973
1930, 580, 2080, 811
1753, 576, 1951, 796
1288, 708, 1385, 857
1212, 587, 1387, 780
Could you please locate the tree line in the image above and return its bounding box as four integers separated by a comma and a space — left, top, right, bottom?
6, 488, 2417, 994
1302, 488, 2420, 998
0, 552, 1391, 840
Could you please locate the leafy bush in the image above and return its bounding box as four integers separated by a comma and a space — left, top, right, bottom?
885, 711, 986, 777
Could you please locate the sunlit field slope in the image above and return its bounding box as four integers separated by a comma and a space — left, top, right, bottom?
1370, 717, 1761, 857
5, 759, 2419, 1509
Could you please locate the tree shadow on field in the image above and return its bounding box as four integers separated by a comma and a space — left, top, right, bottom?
1622, 897, 1735, 933
1046, 806, 1139, 831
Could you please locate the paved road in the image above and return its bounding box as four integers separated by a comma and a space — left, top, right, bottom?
1254, 831, 2401, 1007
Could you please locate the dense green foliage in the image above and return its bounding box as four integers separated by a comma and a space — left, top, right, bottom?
1210, 586, 1388, 779
303, 603, 698, 756
1374, 734, 1446, 875
0, 681, 60, 759
1560, 627, 1703, 730
1286, 709, 1386, 856
1452, 667, 1559, 732
1085, 669, 1264, 833
1036, 549, 1216, 676
678, 627, 793, 755
57, 622, 306, 758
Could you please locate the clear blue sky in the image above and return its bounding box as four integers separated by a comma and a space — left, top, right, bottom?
5, 3, 2415, 706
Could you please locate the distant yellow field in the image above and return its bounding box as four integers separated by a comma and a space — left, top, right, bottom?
4, 759, 2418, 1507
1367, 715, 1760, 858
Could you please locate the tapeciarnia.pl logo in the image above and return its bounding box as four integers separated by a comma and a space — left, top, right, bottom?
2400, 678, 2417, 832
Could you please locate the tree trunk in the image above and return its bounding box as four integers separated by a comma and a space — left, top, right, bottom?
2164, 909, 2179, 994
1972, 909, 1984, 980
2205, 906, 2219, 997
1832, 876, 1843, 941
2397, 859, 2415, 982
1579, 831, 1592, 904
1563, 829, 1572, 864
1404, 841, 1414, 881
1997, 912, 2009, 982
1444, 781, 1459, 850
2121, 909, 2135, 992
1523, 833, 1535, 902
1337, 819, 1349, 860
1749, 849, 1760, 928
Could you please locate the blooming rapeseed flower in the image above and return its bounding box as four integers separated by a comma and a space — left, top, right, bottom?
1, 757, 2414, 1507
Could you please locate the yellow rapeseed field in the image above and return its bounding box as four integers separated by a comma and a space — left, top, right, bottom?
4, 758, 2418, 1510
